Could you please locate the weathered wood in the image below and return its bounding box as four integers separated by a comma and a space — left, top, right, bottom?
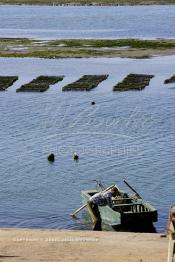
62, 75, 108, 91
71, 204, 87, 218
113, 74, 154, 91
16, 75, 64, 92
167, 207, 175, 262
167, 207, 175, 236
124, 179, 142, 199
0, 76, 18, 91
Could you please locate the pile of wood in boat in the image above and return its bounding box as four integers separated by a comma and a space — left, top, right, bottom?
16, 76, 64, 92
62, 75, 108, 91
0, 76, 18, 91
113, 74, 154, 91
164, 75, 175, 84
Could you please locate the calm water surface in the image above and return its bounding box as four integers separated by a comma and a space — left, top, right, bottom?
0, 5, 175, 39
0, 56, 175, 232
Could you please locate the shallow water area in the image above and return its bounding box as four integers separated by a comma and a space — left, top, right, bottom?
0, 56, 175, 232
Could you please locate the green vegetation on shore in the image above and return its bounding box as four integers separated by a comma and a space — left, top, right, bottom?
0, 38, 175, 59
49, 39, 175, 49
0, 0, 175, 5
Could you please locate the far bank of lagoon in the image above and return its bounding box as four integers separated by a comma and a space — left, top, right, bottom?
0, 0, 175, 5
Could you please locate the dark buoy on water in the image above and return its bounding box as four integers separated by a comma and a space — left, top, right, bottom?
91, 101, 95, 105
73, 153, 79, 161
48, 153, 55, 162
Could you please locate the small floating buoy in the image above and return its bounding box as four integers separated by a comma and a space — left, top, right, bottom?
91, 101, 95, 105
47, 153, 55, 162
73, 153, 79, 161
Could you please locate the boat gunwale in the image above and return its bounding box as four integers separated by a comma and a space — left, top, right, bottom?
81, 189, 157, 212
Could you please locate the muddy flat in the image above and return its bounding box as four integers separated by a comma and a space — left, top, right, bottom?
1, 38, 175, 59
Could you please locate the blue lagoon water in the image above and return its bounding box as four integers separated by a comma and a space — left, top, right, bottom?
0, 5, 175, 39
0, 56, 175, 232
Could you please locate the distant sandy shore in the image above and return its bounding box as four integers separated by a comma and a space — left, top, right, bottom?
0, 228, 168, 262
1, 38, 175, 59
0, 0, 175, 5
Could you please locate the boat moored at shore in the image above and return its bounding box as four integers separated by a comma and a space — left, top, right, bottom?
81, 182, 157, 228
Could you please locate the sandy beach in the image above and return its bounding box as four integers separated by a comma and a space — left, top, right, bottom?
0, 229, 168, 262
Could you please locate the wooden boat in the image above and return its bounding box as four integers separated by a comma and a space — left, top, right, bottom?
81, 182, 157, 227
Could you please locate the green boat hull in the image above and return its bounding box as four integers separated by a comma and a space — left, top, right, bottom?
81, 189, 157, 227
